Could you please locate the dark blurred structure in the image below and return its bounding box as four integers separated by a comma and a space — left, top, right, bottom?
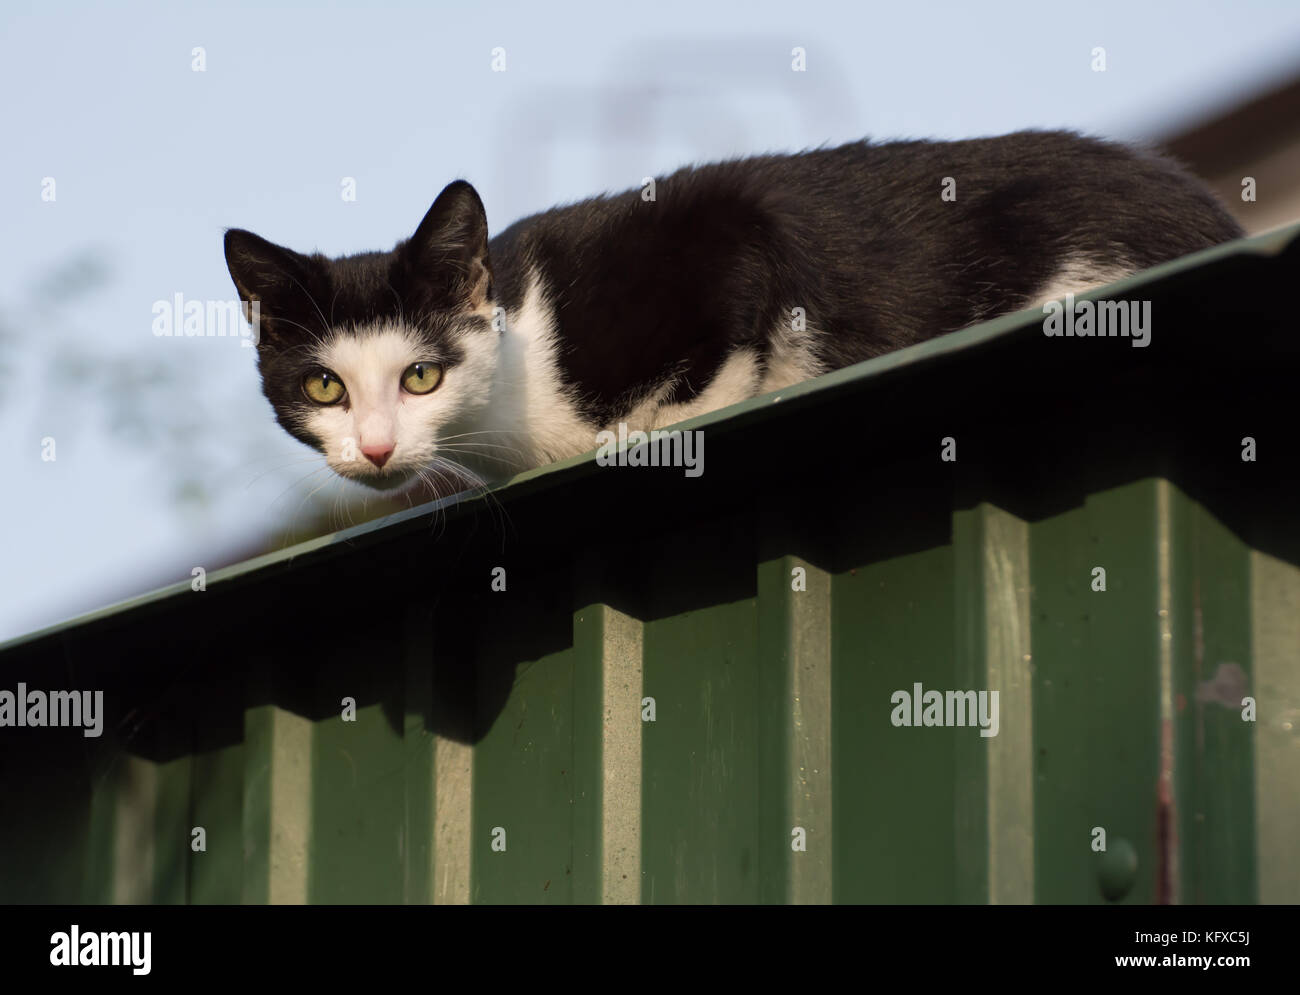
1162, 71, 1300, 234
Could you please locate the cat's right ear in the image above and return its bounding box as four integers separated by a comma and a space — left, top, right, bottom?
223, 229, 325, 343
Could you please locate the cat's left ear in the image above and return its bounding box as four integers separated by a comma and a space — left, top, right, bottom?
401, 180, 493, 315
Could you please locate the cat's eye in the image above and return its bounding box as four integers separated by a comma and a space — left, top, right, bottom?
402, 362, 443, 395
302, 369, 346, 405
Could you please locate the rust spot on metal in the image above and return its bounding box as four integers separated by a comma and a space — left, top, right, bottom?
1155, 718, 1177, 905
1155, 800, 1172, 904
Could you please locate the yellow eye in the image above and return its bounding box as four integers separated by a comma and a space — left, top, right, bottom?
402, 362, 443, 395
302, 369, 345, 404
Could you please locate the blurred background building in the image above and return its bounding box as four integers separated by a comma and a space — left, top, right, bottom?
1164, 73, 1300, 234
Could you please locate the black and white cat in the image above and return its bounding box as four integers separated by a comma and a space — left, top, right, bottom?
224, 130, 1241, 494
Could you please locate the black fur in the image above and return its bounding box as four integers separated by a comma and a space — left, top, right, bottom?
227, 130, 1242, 438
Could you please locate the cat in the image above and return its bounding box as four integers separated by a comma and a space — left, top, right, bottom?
224, 130, 1242, 494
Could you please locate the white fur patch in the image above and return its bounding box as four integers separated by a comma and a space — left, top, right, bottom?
1032, 258, 1134, 305
621, 348, 765, 433
761, 316, 826, 393
604, 309, 824, 438
458, 274, 595, 470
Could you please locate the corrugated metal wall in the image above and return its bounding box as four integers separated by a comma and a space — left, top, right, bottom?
2, 226, 1298, 904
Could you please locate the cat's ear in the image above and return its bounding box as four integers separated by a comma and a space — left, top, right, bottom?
223, 229, 326, 342
401, 180, 493, 315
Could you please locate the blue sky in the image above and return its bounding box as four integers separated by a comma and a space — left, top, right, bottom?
2, 0, 1299, 642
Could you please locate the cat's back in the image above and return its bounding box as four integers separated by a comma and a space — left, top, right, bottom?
491, 131, 1240, 305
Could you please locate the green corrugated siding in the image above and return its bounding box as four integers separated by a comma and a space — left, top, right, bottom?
2, 224, 1298, 904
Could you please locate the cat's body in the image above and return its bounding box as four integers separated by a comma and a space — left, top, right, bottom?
225, 130, 1241, 493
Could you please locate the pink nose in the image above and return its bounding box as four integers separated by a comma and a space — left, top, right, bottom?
361, 443, 394, 469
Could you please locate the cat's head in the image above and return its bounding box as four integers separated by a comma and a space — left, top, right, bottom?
224, 180, 499, 492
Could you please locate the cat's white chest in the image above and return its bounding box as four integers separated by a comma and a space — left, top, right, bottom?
475, 274, 599, 471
